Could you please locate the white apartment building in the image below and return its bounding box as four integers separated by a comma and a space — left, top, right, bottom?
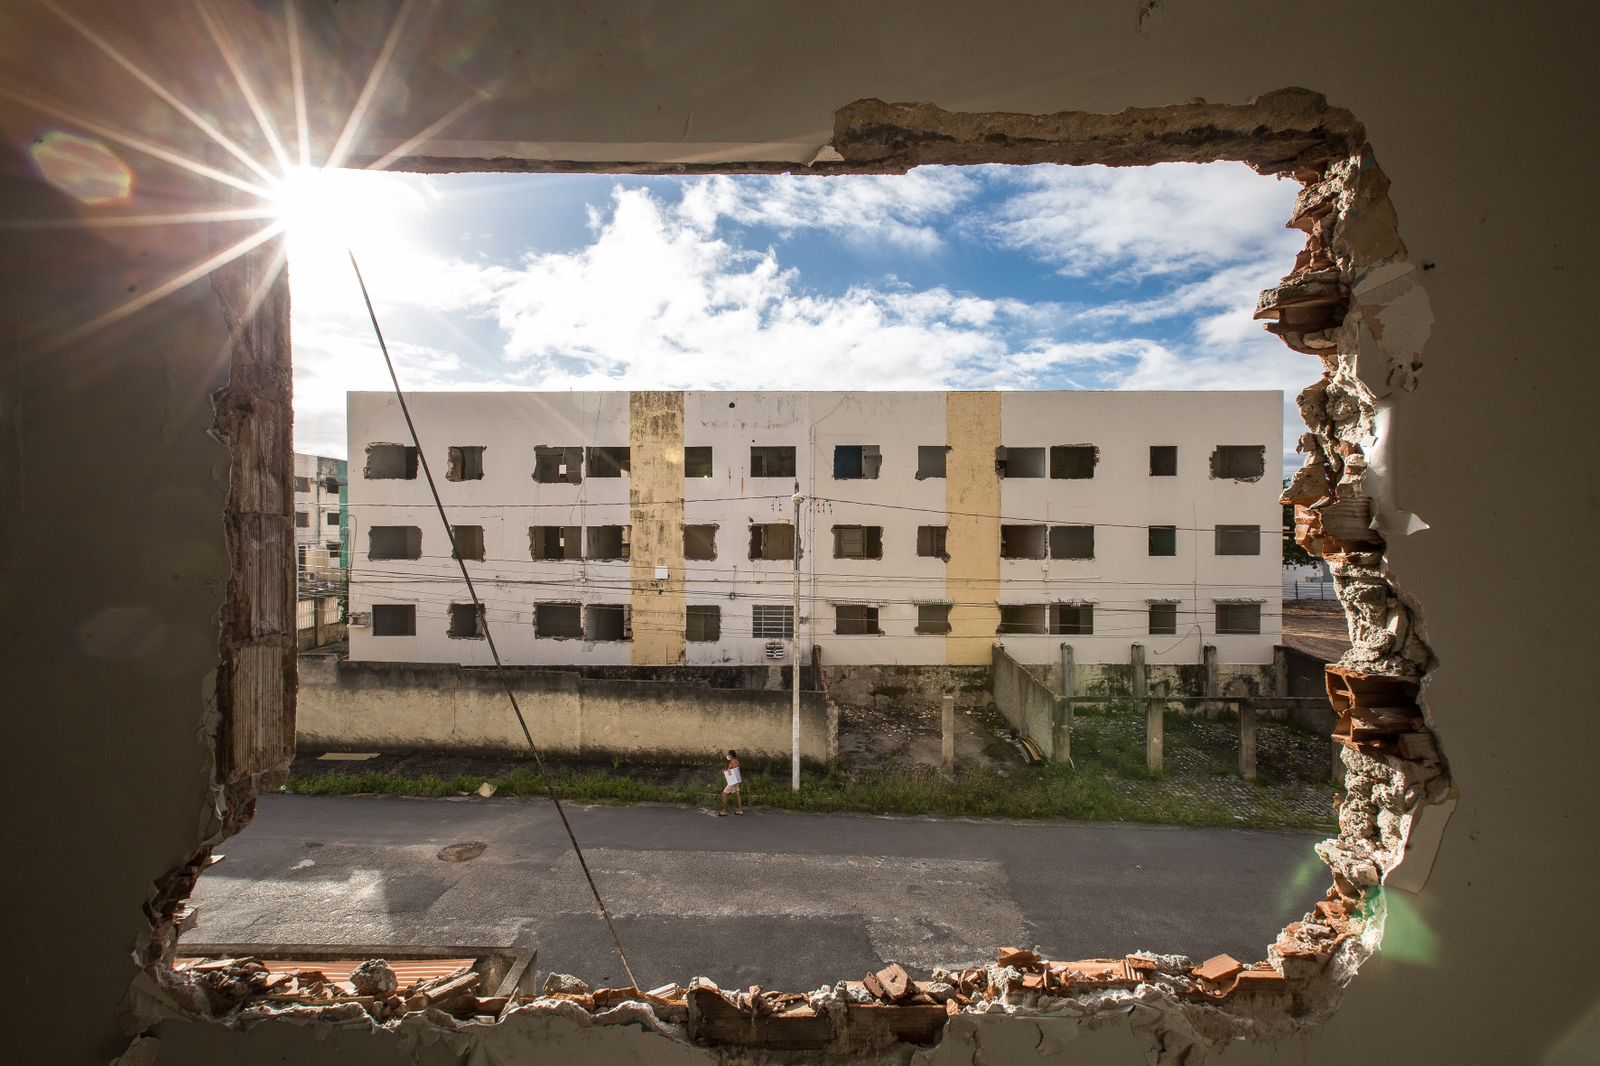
293, 452, 347, 574
345, 391, 1282, 669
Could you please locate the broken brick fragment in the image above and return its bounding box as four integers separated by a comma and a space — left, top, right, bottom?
996, 947, 1041, 970
1193, 955, 1245, 984
875, 963, 912, 1002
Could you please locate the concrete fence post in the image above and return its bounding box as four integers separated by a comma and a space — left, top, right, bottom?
941, 695, 956, 776
1202, 643, 1219, 720
1239, 702, 1258, 780
1134, 643, 1160, 773
1056, 643, 1074, 765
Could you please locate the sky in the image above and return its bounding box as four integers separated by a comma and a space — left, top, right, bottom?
284, 162, 1313, 470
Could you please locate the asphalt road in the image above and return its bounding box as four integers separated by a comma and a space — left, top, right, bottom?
182, 794, 1328, 990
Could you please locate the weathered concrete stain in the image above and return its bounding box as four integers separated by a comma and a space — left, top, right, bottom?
944, 392, 1001, 665
629, 391, 686, 665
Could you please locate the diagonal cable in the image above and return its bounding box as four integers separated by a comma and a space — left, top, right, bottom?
346, 248, 641, 992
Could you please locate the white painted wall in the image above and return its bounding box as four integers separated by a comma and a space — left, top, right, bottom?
346, 390, 1281, 667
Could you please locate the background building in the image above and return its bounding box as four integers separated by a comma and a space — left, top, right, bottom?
346, 390, 1281, 669
293, 451, 347, 579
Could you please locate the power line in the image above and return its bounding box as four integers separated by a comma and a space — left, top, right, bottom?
348, 249, 640, 991
347, 495, 1286, 537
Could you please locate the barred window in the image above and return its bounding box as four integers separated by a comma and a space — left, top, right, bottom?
752, 604, 794, 639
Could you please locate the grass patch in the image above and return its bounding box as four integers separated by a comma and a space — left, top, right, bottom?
285, 761, 1332, 831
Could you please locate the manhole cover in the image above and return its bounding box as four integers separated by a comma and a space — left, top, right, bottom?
437, 840, 487, 863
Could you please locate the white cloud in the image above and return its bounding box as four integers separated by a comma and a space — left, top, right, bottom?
286, 168, 1319, 471
677, 167, 977, 253
1078, 259, 1283, 326
489, 186, 1040, 392
987, 162, 1302, 280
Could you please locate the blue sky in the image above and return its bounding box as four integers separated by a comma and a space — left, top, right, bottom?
286, 162, 1313, 469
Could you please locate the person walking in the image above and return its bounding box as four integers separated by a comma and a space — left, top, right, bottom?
719, 749, 744, 816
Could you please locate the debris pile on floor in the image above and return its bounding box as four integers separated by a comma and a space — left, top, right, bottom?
175, 958, 507, 1023
176, 926, 1370, 1043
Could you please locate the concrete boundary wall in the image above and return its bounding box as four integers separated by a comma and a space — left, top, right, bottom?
991, 646, 1057, 760
298, 657, 836, 761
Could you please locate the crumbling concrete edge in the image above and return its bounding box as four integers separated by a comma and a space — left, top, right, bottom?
122, 88, 1447, 1066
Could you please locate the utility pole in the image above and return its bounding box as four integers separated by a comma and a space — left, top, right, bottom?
791, 488, 804, 792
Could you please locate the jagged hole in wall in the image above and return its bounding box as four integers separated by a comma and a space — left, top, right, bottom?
146, 90, 1448, 1061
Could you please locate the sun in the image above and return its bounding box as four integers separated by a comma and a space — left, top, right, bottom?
268, 166, 435, 301
269, 166, 421, 252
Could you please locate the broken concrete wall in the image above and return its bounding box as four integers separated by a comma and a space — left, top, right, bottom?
821, 664, 990, 714
296, 657, 834, 761
3, 1, 1598, 1064
991, 648, 1057, 759
1039, 661, 1277, 702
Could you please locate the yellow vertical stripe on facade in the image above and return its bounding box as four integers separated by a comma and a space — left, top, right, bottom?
944, 392, 1001, 665
628, 391, 686, 665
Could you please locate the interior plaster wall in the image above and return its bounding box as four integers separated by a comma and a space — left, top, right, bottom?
1, 1, 1597, 1064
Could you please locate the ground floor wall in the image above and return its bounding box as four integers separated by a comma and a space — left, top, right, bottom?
820, 664, 991, 714
297, 658, 836, 761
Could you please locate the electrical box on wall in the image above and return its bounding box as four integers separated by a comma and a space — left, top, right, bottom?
348, 612, 370, 627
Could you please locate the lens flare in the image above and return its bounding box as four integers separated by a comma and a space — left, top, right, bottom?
30, 130, 132, 204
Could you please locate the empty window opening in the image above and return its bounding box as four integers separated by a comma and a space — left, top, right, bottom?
1216, 601, 1263, 634
915, 445, 949, 479
293, 476, 311, 493
586, 525, 631, 560
1148, 601, 1179, 635
324, 541, 341, 555
1050, 444, 1098, 479
749, 522, 796, 561
684, 446, 714, 478
916, 603, 952, 635
450, 525, 485, 562
533, 445, 583, 484
294, 510, 309, 528
834, 604, 881, 635
447, 602, 485, 639
833, 444, 882, 480
751, 603, 794, 639
1215, 524, 1262, 556
370, 603, 417, 636
534, 602, 583, 639
1150, 445, 1178, 476
325, 511, 339, 526
1148, 525, 1177, 556
1211, 444, 1266, 481
995, 446, 1045, 478
1052, 603, 1094, 635
529, 525, 581, 560
1000, 524, 1047, 559
684, 524, 718, 561
750, 445, 796, 478
222, 104, 1400, 1049
1049, 524, 1094, 560
447, 445, 485, 481
587, 446, 631, 478
916, 525, 948, 560
368, 525, 422, 560
998, 603, 1049, 635
585, 603, 632, 641
365, 443, 419, 479
832, 524, 883, 559
685, 604, 721, 642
